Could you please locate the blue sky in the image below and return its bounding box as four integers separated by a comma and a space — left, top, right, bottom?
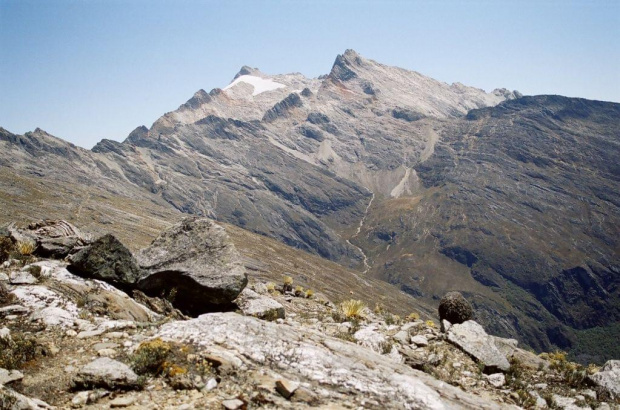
1, 0, 618, 149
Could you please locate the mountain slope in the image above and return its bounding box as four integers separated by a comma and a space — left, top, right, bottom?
1, 50, 618, 363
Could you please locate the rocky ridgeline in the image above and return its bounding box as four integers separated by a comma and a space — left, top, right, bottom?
0, 220, 619, 409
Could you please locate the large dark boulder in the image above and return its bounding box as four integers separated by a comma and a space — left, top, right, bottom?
68, 234, 141, 291
438, 292, 474, 325
136, 217, 247, 316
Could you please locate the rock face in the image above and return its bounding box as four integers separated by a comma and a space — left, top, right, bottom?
155, 312, 511, 409
72, 358, 140, 390
588, 360, 620, 399
447, 320, 510, 373
137, 218, 247, 316
438, 291, 474, 324
68, 234, 141, 291
8, 220, 90, 258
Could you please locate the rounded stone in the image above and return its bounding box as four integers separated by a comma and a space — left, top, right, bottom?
438, 292, 474, 325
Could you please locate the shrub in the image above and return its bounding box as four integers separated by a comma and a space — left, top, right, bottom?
266, 282, 276, 292
294, 285, 304, 297
373, 303, 385, 315
0, 236, 14, 263
282, 276, 293, 292
131, 338, 171, 375
0, 333, 38, 370
426, 320, 436, 328
305, 289, 314, 298
407, 312, 420, 321
340, 299, 366, 319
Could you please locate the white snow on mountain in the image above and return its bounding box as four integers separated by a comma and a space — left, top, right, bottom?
224, 75, 287, 96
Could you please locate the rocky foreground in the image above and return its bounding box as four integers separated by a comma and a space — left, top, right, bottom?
0, 219, 618, 409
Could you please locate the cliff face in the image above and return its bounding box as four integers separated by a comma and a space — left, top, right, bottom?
1, 50, 618, 362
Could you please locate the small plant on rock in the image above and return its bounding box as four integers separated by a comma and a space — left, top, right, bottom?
282, 276, 293, 292
425, 320, 436, 328
340, 299, 366, 320
407, 312, 420, 321
131, 338, 171, 375
16, 241, 35, 256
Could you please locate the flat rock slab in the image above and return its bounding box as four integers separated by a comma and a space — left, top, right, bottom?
137, 217, 248, 316
447, 320, 510, 373
0, 368, 24, 385
235, 288, 284, 320
72, 357, 140, 390
156, 312, 516, 409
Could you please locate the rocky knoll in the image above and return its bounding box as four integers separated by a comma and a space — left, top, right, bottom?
1, 233, 618, 408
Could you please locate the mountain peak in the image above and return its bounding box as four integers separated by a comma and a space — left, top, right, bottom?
234, 65, 262, 80
329, 50, 363, 82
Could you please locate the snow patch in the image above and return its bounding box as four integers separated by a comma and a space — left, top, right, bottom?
224, 75, 287, 96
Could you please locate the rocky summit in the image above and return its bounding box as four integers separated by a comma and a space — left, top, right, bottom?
0, 49, 619, 408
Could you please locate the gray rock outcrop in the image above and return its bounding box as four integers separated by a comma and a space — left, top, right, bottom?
72, 357, 140, 390
68, 234, 141, 291
137, 218, 247, 316
234, 288, 284, 320
588, 360, 620, 399
155, 312, 514, 409
8, 220, 91, 258
447, 320, 510, 373
438, 292, 474, 325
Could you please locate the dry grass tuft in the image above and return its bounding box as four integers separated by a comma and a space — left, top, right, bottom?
16, 241, 35, 256
340, 299, 366, 319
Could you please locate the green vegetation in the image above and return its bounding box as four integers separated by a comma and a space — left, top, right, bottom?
570, 323, 620, 365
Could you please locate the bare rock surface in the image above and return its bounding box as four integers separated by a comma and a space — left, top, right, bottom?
137, 217, 248, 316
155, 312, 511, 409
588, 360, 620, 399
234, 288, 284, 320
447, 320, 510, 373
72, 358, 140, 391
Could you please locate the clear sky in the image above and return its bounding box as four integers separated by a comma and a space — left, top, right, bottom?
1, 0, 618, 149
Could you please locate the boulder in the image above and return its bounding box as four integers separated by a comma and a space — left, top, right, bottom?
447, 320, 510, 373
68, 234, 141, 291
8, 220, 91, 258
438, 292, 474, 325
72, 357, 140, 390
492, 335, 549, 370
136, 218, 247, 316
234, 288, 284, 320
587, 360, 620, 399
